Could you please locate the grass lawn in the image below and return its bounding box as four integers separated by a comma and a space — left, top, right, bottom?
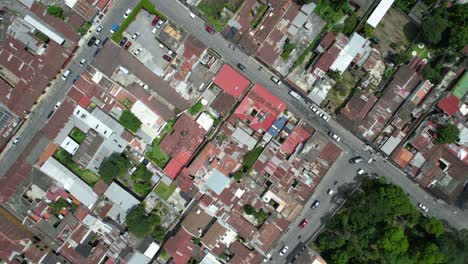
411, 43, 432, 60
154, 182, 176, 200
53, 148, 100, 186
69, 127, 86, 144
146, 145, 170, 168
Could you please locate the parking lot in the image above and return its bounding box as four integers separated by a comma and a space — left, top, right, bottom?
123, 10, 173, 76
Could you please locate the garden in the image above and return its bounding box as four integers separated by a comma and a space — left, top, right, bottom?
53, 148, 100, 187
197, 0, 244, 32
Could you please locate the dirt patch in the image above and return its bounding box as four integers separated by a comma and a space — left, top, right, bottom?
374, 8, 419, 56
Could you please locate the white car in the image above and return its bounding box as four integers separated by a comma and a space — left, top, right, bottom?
124, 9, 132, 18
62, 69, 71, 80
357, 168, 365, 175
156, 19, 164, 28
328, 132, 341, 142
271, 76, 282, 85
189, 12, 196, 19
418, 203, 429, 213
327, 189, 334, 195
289, 90, 302, 101
263, 253, 272, 262
94, 39, 101, 46
138, 81, 149, 90
12, 138, 20, 146
309, 105, 319, 114
279, 246, 288, 256
55, 101, 62, 109
96, 25, 103, 34
132, 32, 141, 40
133, 48, 143, 56
79, 58, 86, 66
320, 113, 329, 121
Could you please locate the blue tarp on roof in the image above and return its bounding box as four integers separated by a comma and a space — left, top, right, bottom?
267, 116, 287, 137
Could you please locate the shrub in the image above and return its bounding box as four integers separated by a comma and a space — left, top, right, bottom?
120, 110, 142, 132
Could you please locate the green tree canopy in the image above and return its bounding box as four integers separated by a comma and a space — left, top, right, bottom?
98, 153, 131, 183
422, 14, 448, 45
435, 123, 460, 144
126, 204, 160, 237
423, 64, 443, 84
120, 110, 142, 132
421, 217, 445, 238
377, 226, 409, 254
152, 225, 167, 241
47, 6, 64, 19
447, 4, 468, 50
436, 228, 468, 264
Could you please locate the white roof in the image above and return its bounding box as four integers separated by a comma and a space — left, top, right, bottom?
196, 112, 214, 131
200, 253, 222, 264
204, 170, 230, 195
131, 100, 163, 140
73, 106, 113, 139
104, 182, 140, 224
64, 0, 78, 8
330, 33, 367, 73
366, 0, 395, 28
61, 136, 79, 155
40, 158, 98, 209
24, 15, 65, 45
143, 242, 160, 259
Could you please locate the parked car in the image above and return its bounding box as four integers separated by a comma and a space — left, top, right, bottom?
279, 246, 289, 256
119, 37, 128, 46
349, 156, 364, 164
152, 15, 159, 26
55, 101, 62, 109
87, 36, 96, 47
328, 131, 341, 142
418, 203, 429, 213
309, 105, 319, 114
298, 218, 309, 229
12, 138, 19, 146
357, 168, 365, 175
62, 69, 71, 80
263, 253, 272, 262
162, 54, 172, 62
289, 90, 302, 101
138, 81, 149, 90
237, 63, 246, 72
124, 8, 132, 18
96, 25, 103, 34
124, 41, 132, 49
79, 58, 86, 66
189, 12, 196, 19
205, 25, 215, 34
271, 76, 281, 85
156, 19, 164, 28
131, 32, 141, 40
94, 39, 101, 46
311, 200, 320, 209
318, 112, 329, 121
133, 48, 143, 56
327, 189, 334, 195
110, 24, 119, 33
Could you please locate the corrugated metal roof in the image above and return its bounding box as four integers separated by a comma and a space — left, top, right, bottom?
366, 0, 395, 28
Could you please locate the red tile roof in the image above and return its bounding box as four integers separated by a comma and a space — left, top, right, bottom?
213, 64, 250, 98
226, 212, 257, 239
164, 229, 194, 264
438, 94, 460, 116
391, 147, 413, 169
163, 159, 185, 180
234, 84, 286, 132
254, 222, 282, 253
341, 94, 378, 121
92, 180, 109, 196
280, 123, 314, 155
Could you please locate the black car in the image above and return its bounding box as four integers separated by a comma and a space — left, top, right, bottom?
119, 37, 127, 46
87, 36, 96, 47
237, 63, 246, 72
311, 200, 320, 209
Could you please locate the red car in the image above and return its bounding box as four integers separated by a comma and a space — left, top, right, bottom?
298, 218, 309, 229
124, 41, 132, 49
162, 54, 172, 62
205, 25, 215, 34
152, 15, 159, 26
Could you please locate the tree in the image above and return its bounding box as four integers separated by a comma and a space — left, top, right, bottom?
378, 227, 409, 254
435, 123, 460, 144
120, 110, 142, 132
437, 228, 468, 264
134, 181, 152, 196
126, 204, 160, 237
343, 13, 358, 35
422, 15, 448, 45
447, 4, 468, 50
152, 225, 166, 241
49, 198, 68, 215
423, 64, 443, 84
298, 0, 314, 4
131, 165, 152, 181
362, 24, 375, 38
98, 153, 131, 183
244, 205, 255, 215
421, 217, 444, 238
415, 243, 445, 264
47, 5, 64, 19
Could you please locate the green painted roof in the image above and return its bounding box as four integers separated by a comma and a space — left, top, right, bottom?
453, 73, 468, 99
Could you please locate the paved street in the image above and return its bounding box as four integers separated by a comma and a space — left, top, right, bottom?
0, 0, 135, 175
0, 1, 466, 263
148, 1, 468, 262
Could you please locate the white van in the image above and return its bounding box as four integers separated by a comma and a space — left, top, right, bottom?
62, 69, 71, 80
288, 90, 302, 101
